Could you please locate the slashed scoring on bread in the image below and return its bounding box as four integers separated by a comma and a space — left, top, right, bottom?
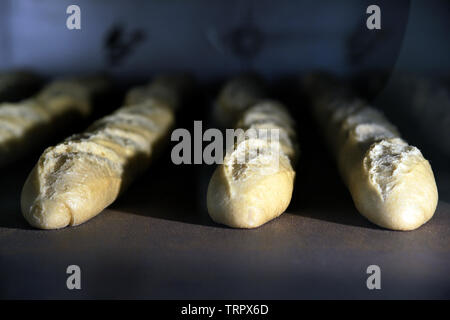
304, 73, 438, 230
207, 76, 298, 228
21, 75, 189, 229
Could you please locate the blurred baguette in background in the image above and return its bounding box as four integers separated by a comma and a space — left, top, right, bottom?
0, 74, 113, 167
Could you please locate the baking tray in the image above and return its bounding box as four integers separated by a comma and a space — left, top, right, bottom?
1, 110, 449, 299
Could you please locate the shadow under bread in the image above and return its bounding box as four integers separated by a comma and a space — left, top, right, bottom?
111, 77, 221, 228
0, 156, 38, 230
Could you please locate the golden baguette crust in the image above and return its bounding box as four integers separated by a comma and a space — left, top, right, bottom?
207, 99, 298, 229
21, 98, 174, 229
20, 73, 193, 230
305, 73, 438, 230
0, 78, 102, 166
213, 75, 266, 127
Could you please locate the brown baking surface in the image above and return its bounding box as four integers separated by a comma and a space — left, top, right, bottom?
0, 142, 449, 299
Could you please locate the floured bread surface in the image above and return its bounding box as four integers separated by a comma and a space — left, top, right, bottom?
213, 75, 266, 127
351, 138, 438, 230
364, 138, 422, 199
236, 101, 298, 162
21, 94, 176, 229
305, 73, 438, 231
0, 101, 51, 163
0, 79, 101, 166
207, 100, 297, 228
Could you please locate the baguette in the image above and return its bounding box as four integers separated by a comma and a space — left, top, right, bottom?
207, 78, 298, 228
21, 75, 190, 229
213, 74, 267, 127
0, 76, 110, 167
303, 73, 438, 231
